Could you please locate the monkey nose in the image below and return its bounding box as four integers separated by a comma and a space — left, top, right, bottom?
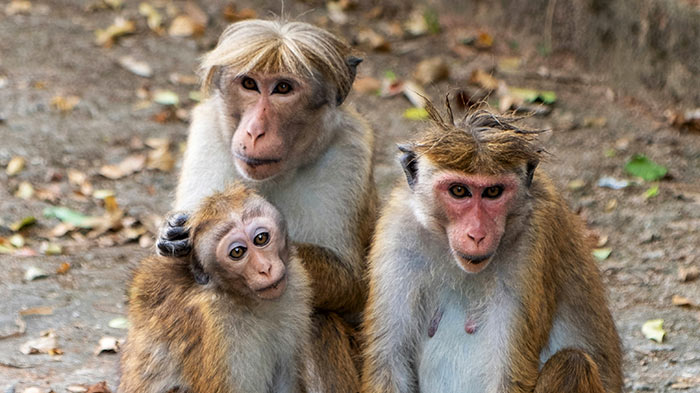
468, 233, 486, 246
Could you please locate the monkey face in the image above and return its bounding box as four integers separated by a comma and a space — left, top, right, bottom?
221, 72, 326, 181
206, 209, 290, 300
433, 172, 519, 273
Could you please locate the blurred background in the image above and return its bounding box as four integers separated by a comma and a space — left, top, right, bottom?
0, 0, 698, 391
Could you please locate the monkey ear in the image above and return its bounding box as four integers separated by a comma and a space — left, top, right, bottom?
398, 144, 418, 190
336, 56, 363, 106
204, 65, 222, 95
526, 160, 538, 188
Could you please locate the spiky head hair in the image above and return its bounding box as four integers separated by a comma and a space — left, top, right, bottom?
200, 19, 359, 105
412, 97, 546, 175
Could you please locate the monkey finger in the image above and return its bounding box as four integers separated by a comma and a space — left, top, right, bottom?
167, 212, 189, 228
164, 225, 189, 241
156, 239, 192, 257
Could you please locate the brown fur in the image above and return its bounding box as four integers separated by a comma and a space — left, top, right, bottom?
122, 185, 312, 393
535, 348, 606, 393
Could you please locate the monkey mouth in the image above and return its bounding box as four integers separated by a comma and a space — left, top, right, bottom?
255, 273, 287, 299
456, 251, 493, 266
234, 153, 282, 167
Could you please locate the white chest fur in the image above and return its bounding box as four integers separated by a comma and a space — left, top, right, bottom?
417, 288, 515, 393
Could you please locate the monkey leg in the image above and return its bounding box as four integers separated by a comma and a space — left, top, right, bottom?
534, 348, 606, 393
303, 312, 361, 393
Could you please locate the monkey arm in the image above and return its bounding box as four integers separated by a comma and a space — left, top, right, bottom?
294, 243, 366, 314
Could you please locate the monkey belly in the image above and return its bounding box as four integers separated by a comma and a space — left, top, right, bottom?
417, 296, 511, 393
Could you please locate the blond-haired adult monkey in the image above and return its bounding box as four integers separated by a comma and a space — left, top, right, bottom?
121, 183, 312, 393
361, 100, 622, 393
156, 19, 375, 391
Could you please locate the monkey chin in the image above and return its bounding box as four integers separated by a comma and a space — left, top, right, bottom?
454, 251, 493, 274
254, 274, 288, 300
233, 153, 283, 181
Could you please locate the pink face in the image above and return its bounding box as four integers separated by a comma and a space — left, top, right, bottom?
228, 73, 307, 180
434, 172, 520, 273
214, 215, 288, 300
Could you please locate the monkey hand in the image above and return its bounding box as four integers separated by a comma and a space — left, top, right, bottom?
156, 212, 192, 258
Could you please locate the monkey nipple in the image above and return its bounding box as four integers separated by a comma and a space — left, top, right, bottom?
465, 318, 477, 335
428, 308, 444, 338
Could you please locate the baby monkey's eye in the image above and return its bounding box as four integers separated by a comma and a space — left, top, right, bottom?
449, 184, 471, 199
483, 186, 504, 199
253, 232, 270, 246
229, 246, 247, 260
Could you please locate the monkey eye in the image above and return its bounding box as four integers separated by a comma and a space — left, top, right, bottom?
483, 185, 504, 199
229, 245, 247, 260
241, 77, 258, 91
272, 81, 292, 94
253, 232, 270, 246
449, 184, 471, 199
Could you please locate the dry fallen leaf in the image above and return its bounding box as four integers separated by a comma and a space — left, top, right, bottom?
222, 4, 256, 22
67, 385, 89, 393
138, 2, 163, 33
641, 319, 666, 343
51, 95, 81, 112
168, 15, 204, 37
99, 154, 146, 179
95, 336, 122, 355
20, 330, 59, 355
19, 306, 54, 316
672, 295, 696, 308
95, 17, 135, 47
679, 266, 699, 283
86, 381, 113, 393
402, 81, 428, 108
15, 181, 34, 199
147, 145, 175, 172
118, 56, 153, 78
169, 72, 198, 85
56, 262, 71, 274
469, 69, 500, 91
353, 76, 381, 94
6, 156, 26, 176
24, 266, 48, 281
5, 0, 32, 15
356, 28, 390, 52
413, 57, 449, 86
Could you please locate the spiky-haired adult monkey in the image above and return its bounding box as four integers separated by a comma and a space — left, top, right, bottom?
156, 20, 375, 391
121, 183, 312, 393
361, 101, 622, 393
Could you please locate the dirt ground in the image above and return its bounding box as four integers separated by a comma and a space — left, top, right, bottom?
1, 0, 698, 392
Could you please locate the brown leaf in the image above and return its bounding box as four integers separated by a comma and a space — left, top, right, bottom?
118, 56, 153, 78
99, 154, 146, 179
475, 31, 493, 49
469, 69, 499, 91
19, 330, 59, 355
51, 95, 80, 112
19, 306, 53, 316
168, 15, 204, 37
222, 4, 256, 22
95, 17, 135, 47
138, 2, 163, 33
413, 57, 449, 85
95, 336, 121, 355
86, 381, 112, 393
147, 145, 175, 172
15, 181, 34, 199
666, 108, 700, 132
353, 77, 381, 94
168, 72, 198, 85
679, 266, 699, 283
184, 1, 208, 27
672, 295, 695, 308
6, 156, 25, 176
56, 262, 71, 275
356, 28, 391, 52
5, 0, 32, 15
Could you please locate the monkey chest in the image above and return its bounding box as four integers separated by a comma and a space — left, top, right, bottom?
417, 298, 511, 393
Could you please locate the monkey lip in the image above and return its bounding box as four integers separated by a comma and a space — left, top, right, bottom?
455, 251, 493, 268
255, 273, 287, 299
234, 153, 282, 167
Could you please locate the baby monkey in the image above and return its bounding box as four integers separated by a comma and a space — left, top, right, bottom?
120, 183, 312, 393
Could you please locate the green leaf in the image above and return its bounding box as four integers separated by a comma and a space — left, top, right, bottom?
592, 248, 612, 261
403, 107, 429, 120
423, 8, 441, 35
384, 70, 397, 81
641, 319, 665, 343
43, 207, 95, 229
10, 216, 36, 232
644, 184, 660, 199
539, 91, 557, 104
624, 154, 667, 181
188, 90, 202, 102
509, 88, 556, 104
